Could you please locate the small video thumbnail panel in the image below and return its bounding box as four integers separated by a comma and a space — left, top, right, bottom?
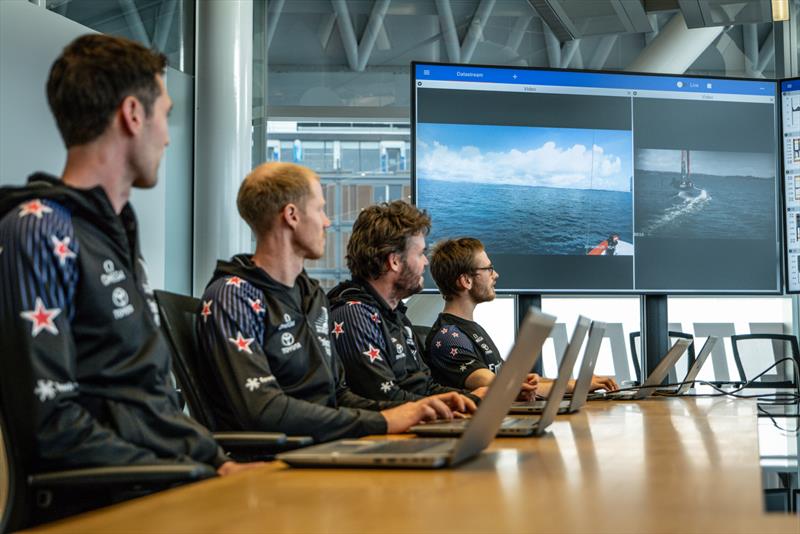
634, 148, 775, 240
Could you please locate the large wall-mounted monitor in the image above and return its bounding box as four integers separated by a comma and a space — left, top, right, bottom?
781, 77, 800, 293
412, 62, 781, 294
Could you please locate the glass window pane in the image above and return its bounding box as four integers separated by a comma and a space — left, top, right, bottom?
360, 142, 380, 173
280, 141, 294, 163
667, 296, 793, 383
373, 184, 388, 204
542, 297, 641, 382
46, 0, 195, 73
341, 184, 375, 222
340, 141, 360, 173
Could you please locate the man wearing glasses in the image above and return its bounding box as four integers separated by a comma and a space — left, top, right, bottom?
427, 238, 618, 395
328, 202, 484, 403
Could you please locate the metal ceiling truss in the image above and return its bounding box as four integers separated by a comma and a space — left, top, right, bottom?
678, 0, 774, 29
434, 0, 497, 64
529, 0, 652, 42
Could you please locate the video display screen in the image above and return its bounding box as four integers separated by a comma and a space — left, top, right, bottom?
413, 63, 781, 294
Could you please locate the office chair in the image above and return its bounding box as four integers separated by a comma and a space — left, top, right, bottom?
628, 331, 696, 385
730, 334, 800, 388
412, 324, 432, 354
0, 393, 214, 532
154, 291, 312, 460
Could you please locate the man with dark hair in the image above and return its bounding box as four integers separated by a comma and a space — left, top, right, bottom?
196, 163, 474, 443
0, 34, 253, 476
427, 238, 619, 395
328, 201, 485, 403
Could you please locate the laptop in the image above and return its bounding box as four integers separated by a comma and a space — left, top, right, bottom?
509, 320, 607, 415
588, 338, 692, 401
506, 316, 589, 415
409, 317, 588, 438
276, 309, 556, 468
657, 336, 719, 395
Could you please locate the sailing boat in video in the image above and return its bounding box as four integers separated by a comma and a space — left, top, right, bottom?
671, 149, 706, 200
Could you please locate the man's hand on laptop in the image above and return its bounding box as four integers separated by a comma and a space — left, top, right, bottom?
590, 375, 619, 392
517, 373, 540, 401
381, 397, 455, 433
429, 392, 477, 415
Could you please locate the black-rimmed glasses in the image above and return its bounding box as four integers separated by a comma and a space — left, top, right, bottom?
471, 265, 494, 275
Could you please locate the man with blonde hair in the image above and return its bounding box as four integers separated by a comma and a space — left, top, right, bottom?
197, 163, 474, 443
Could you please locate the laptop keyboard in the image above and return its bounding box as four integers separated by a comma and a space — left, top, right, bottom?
359, 439, 449, 454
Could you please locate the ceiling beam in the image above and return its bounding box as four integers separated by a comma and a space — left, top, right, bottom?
743, 24, 759, 77
627, 12, 724, 73
461, 0, 496, 63
543, 22, 561, 67
506, 15, 532, 53
434, 0, 461, 62
588, 35, 618, 69
331, 0, 391, 72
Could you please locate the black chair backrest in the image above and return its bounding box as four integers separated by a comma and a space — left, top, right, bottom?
412, 325, 432, 355
0, 408, 15, 533
154, 290, 218, 430
0, 327, 37, 532
629, 331, 696, 384
730, 333, 799, 388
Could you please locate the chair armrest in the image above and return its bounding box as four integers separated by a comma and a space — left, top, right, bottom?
285, 436, 314, 447
212, 432, 314, 462
213, 431, 287, 448
29, 463, 216, 488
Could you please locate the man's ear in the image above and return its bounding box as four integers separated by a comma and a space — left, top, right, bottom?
457, 272, 472, 292
281, 202, 300, 229
388, 251, 403, 274
118, 95, 144, 136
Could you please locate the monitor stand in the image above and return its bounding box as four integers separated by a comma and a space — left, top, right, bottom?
516, 294, 544, 376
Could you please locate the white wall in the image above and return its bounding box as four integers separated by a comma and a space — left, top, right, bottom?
0, 0, 192, 292
0, 1, 81, 183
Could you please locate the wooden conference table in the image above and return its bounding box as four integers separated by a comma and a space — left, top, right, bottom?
31, 398, 800, 534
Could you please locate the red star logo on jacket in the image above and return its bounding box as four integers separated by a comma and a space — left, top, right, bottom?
370, 313, 380, 324
248, 298, 265, 315
18, 199, 53, 219
226, 276, 244, 288
362, 344, 382, 363
228, 332, 254, 354
201, 300, 212, 322
20, 297, 61, 337
331, 321, 345, 339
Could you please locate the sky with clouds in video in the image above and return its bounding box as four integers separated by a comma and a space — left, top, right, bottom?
416, 123, 632, 192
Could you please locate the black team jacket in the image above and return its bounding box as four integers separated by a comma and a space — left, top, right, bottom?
327, 278, 478, 403
0, 174, 226, 472
196, 256, 397, 443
